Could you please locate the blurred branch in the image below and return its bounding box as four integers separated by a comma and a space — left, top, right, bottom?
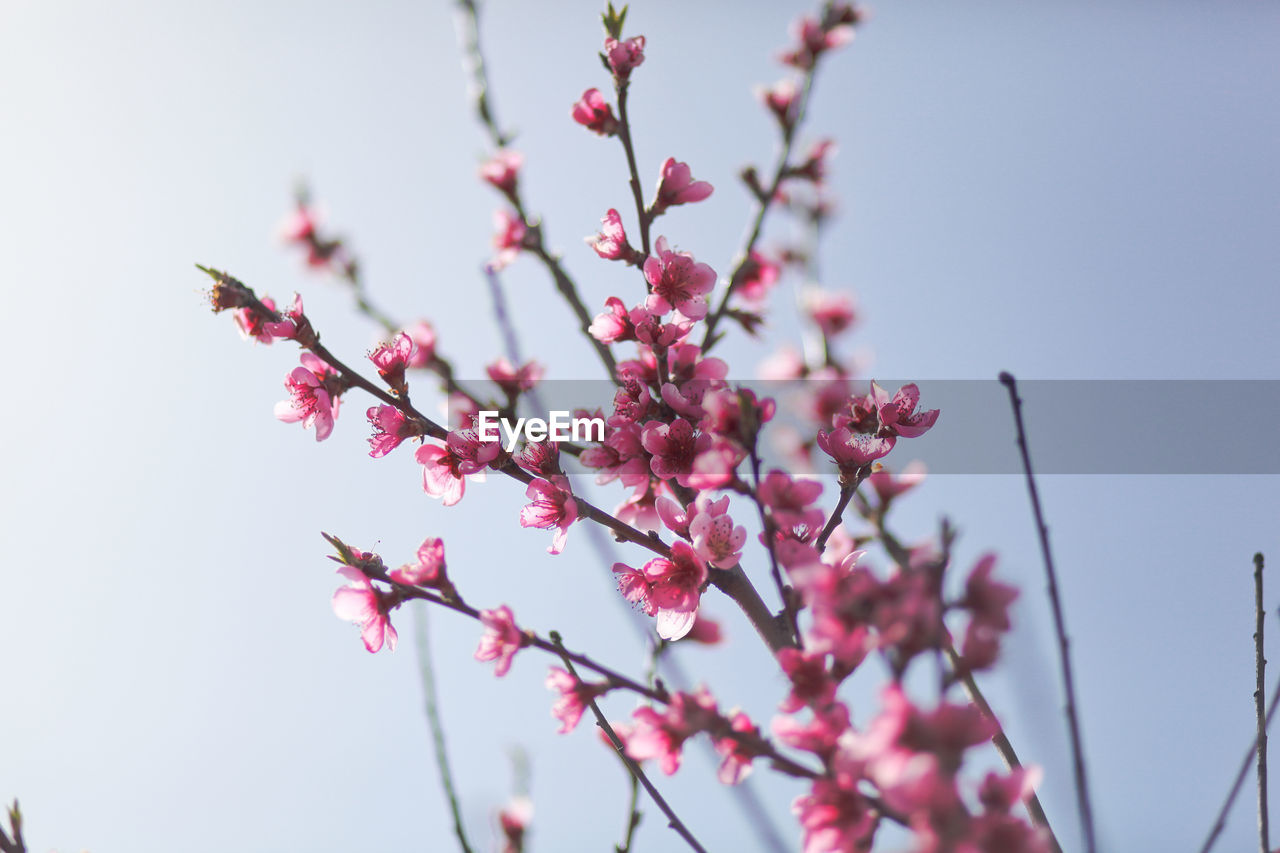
413, 606, 476, 853
1000, 371, 1097, 853
1257, 553, 1271, 853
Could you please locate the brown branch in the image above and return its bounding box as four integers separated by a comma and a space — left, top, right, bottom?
999, 371, 1096, 853
548, 632, 709, 853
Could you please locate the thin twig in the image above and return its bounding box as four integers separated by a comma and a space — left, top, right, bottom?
413, 606, 476, 853
1257, 553, 1270, 853
999, 371, 1097, 853
815, 478, 856, 553
747, 446, 799, 644
614, 79, 651, 258
549, 632, 710, 853
1201, 626, 1280, 853
0, 800, 25, 853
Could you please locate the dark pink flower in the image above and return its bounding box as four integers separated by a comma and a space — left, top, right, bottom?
793, 139, 838, 185
642, 236, 717, 319
777, 648, 837, 712
479, 149, 523, 195
519, 478, 578, 555
688, 495, 746, 569
571, 88, 618, 135
588, 209, 634, 261
758, 78, 799, 127
589, 296, 636, 344
792, 778, 874, 853
714, 711, 762, 785
399, 321, 437, 368
515, 439, 562, 479
759, 470, 825, 531
389, 537, 448, 588
773, 702, 851, 759
489, 209, 527, 271
652, 158, 714, 214
366, 404, 419, 457
604, 35, 646, 79
684, 612, 724, 645
734, 251, 782, 306
274, 353, 341, 442
332, 565, 397, 653
497, 796, 533, 853
641, 417, 712, 488
233, 294, 276, 343
780, 15, 855, 71
369, 332, 416, 395
816, 426, 895, 475
263, 292, 312, 342
475, 605, 525, 677
868, 460, 927, 505
871, 381, 940, 439
487, 358, 544, 397
613, 541, 709, 640
803, 288, 857, 337
545, 667, 608, 734
416, 441, 467, 506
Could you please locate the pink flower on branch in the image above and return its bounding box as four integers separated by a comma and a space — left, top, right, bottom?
613, 541, 709, 641
589, 296, 636, 344
641, 417, 712, 488
587, 208, 634, 262
870, 381, 940, 439
642, 236, 717, 319
545, 666, 608, 734
519, 477, 579, 555
652, 157, 714, 215
332, 566, 397, 653
263, 292, 313, 343
479, 149, 523, 196
571, 88, 618, 136
604, 35, 646, 80
475, 605, 525, 677
489, 209, 528, 271
368, 332, 416, 396
815, 426, 895, 476
402, 320, 437, 367
487, 357, 544, 398
365, 404, 420, 457
274, 353, 342, 442
388, 537, 449, 589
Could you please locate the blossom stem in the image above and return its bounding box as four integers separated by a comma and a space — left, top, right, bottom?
412, 606, 476, 853
746, 445, 799, 645
614, 80, 651, 258
0, 800, 24, 853
815, 474, 859, 554
1257, 552, 1271, 853
549, 632, 710, 853
701, 66, 818, 352
1000, 371, 1097, 853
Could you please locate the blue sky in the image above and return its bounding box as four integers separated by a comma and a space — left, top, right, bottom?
1, 1, 1278, 850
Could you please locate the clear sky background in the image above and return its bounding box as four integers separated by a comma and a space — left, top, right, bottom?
1, 0, 1278, 851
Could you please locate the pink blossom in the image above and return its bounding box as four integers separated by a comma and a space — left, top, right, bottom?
684, 612, 724, 645
571, 88, 618, 135
614, 480, 662, 530
545, 667, 607, 734
642, 236, 717, 319
332, 566, 397, 653
759, 470, 825, 531
631, 305, 693, 348
233, 294, 276, 343
589, 296, 636, 344
604, 35, 646, 79
871, 381, 940, 438
688, 495, 746, 569
714, 711, 761, 785
688, 438, 747, 491
816, 426, 895, 474
263, 292, 310, 342
772, 702, 851, 759
416, 441, 467, 506
777, 648, 837, 712
497, 796, 533, 853
793, 139, 838, 185
475, 605, 524, 677
489, 209, 527, 271
868, 460, 927, 505
479, 149, 523, 195
487, 358, 545, 397
780, 16, 855, 71
652, 157, 714, 214
655, 496, 692, 540
792, 778, 874, 853
734, 251, 782, 306
274, 353, 341, 441
641, 417, 712, 488
389, 537, 448, 588
368, 332, 416, 396
588, 208, 634, 261
803, 288, 857, 337
979, 767, 1043, 815
366, 404, 419, 457
958, 554, 1018, 671
623, 689, 716, 775
758, 78, 799, 127
279, 203, 318, 244
613, 541, 709, 641
515, 440, 562, 479
519, 478, 578, 555
758, 346, 806, 380
401, 320, 437, 367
